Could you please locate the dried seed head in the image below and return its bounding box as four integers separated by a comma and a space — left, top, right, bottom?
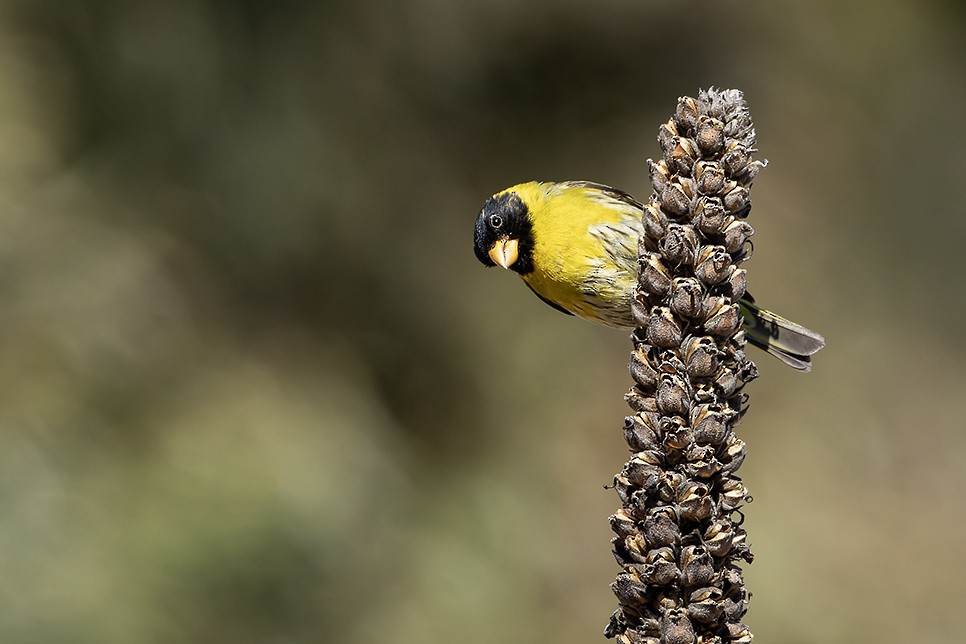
616, 89, 760, 643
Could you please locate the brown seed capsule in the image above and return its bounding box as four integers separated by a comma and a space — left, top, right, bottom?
612, 572, 650, 607
722, 220, 754, 254
642, 201, 668, 240
683, 336, 719, 378
629, 346, 660, 389
740, 158, 767, 183
644, 507, 681, 547
661, 224, 699, 266
718, 434, 747, 474
724, 622, 753, 644
623, 457, 663, 493
656, 471, 686, 504
695, 116, 725, 155
670, 278, 705, 319
723, 184, 750, 215
680, 546, 715, 587
704, 302, 741, 337
640, 253, 672, 295
694, 160, 725, 195
661, 416, 694, 451
658, 119, 680, 155
694, 245, 732, 285
661, 608, 696, 644
624, 533, 649, 564
687, 586, 724, 625
625, 385, 658, 413
703, 520, 736, 558
721, 142, 750, 177
661, 179, 693, 217
647, 307, 683, 348
720, 266, 747, 300
676, 481, 713, 522
668, 137, 698, 175
693, 197, 730, 235
675, 96, 700, 133
642, 549, 680, 586
610, 508, 639, 540
648, 159, 671, 196
719, 478, 748, 512
691, 405, 727, 445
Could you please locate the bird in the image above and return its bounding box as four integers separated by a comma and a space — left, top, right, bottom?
473, 180, 825, 371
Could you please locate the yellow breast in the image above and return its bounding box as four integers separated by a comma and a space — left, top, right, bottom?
504, 182, 643, 328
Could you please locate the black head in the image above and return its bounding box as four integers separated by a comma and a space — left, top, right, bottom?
473, 190, 534, 274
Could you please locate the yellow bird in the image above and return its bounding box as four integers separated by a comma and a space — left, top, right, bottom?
473, 181, 825, 371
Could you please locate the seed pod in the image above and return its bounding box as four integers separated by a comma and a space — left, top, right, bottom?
683, 336, 719, 378
661, 224, 699, 265
687, 587, 724, 625
661, 609, 696, 644
642, 202, 668, 240
722, 184, 750, 215
675, 96, 700, 133
722, 220, 754, 254
693, 197, 730, 235
702, 520, 736, 558
647, 307, 683, 348
680, 546, 715, 587
694, 246, 732, 285
640, 253, 673, 295
704, 302, 741, 337
644, 507, 682, 548
661, 179, 693, 217
695, 116, 725, 155
648, 159, 671, 196
694, 161, 725, 195
629, 346, 660, 389
670, 278, 705, 319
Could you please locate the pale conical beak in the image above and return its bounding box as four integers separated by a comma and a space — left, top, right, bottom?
488, 238, 519, 269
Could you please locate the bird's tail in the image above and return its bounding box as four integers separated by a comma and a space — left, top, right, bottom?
739, 299, 826, 372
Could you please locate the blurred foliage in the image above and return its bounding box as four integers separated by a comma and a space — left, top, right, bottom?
0, 1, 964, 643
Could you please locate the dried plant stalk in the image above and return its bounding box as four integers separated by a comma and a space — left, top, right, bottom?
606, 89, 764, 644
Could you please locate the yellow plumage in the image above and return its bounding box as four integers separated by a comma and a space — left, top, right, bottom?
500, 182, 642, 327
473, 180, 825, 370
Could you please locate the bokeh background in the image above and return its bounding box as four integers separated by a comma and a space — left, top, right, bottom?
1, 1, 964, 642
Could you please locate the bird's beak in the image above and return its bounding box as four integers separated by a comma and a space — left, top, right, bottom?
488, 237, 519, 270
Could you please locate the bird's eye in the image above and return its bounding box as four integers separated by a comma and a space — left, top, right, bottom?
488, 214, 504, 229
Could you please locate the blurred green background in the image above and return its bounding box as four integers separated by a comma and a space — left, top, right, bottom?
1, 1, 964, 642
